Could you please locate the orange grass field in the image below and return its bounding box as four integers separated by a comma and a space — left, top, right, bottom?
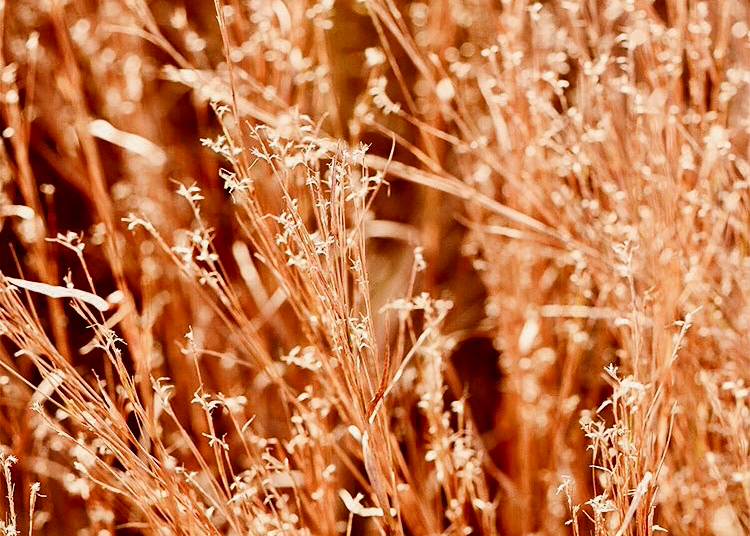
0, 0, 748, 535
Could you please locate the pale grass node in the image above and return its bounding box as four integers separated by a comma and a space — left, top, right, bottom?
2, 276, 110, 312
613, 472, 652, 536
29, 369, 66, 407
88, 119, 167, 167
338, 489, 384, 518
0, 204, 34, 220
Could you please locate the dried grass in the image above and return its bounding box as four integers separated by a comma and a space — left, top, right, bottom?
0, 0, 748, 535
